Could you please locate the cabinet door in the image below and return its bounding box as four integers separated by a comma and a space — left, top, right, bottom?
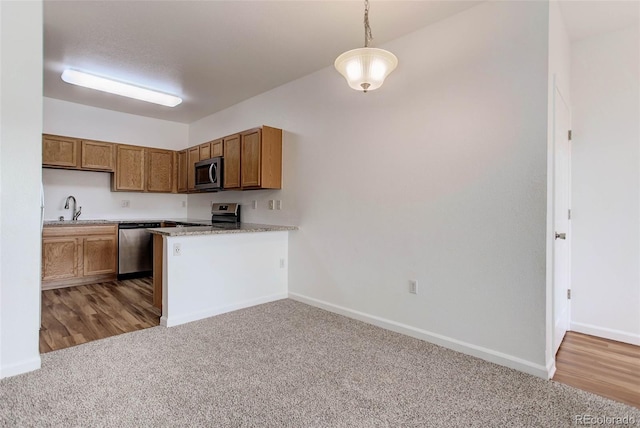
42, 135, 79, 168
83, 236, 117, 276
81, 140, 115, 171
187, 146, 200, 191
114, 145, 146, 191
259, 126, 283, 189
211, 139, 224, 157
42, 237, 80, 281
146, 148, 174, 192
223, 134, 241, 189
199, 143, 211, 160
241, 128, 262, 188
177, 150, 188, 193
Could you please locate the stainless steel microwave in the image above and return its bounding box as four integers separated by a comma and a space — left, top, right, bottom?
195, 157, 223, 191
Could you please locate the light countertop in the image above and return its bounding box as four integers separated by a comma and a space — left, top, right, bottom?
43, 218, 212, 227
148, 223, 297, 237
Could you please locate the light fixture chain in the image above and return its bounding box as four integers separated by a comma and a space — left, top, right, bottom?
364, 0, 373, 48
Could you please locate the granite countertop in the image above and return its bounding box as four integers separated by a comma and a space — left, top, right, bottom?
43, 218, 212, 227
148, 223, 298, 237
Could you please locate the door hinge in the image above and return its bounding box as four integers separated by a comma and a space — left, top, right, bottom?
568, 209, 571, 220
568, 130, 572, 141
567, 289, 571, 300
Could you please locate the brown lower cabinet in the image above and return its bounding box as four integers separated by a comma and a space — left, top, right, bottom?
41, 225, 117, 290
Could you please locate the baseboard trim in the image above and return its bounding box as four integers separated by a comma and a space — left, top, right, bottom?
161, 293, 288, 327
0, 356, 41, 379
289, 292, 550, 379
570, 322, 640, 346
547, 358, 557, 380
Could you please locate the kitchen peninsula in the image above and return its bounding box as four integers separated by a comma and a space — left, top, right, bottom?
149, 223, 297, 327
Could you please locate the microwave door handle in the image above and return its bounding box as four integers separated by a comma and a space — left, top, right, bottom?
209, 163, 217, 184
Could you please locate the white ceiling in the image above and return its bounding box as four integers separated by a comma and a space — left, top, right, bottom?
44, 1, 639, 124
44, 1, 481, 123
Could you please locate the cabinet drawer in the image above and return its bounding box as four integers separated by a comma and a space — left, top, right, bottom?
43, 225, 117, 238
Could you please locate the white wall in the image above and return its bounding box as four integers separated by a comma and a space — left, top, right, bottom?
0, 0, 43, 378
43, 169, 187, 221
162, 232, 288, 327
44, 97, 188, 150
189, 1, 551, 376
570, 25, 640, 345
43, 98, 190, 221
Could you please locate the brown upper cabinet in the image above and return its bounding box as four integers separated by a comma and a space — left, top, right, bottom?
113, 145, 146, 192
177, 149, 188, 193
43, 135, 115, 172
44, 126, 282, 194
223, 134, 241, 190
199, 142, 211, 160
241, 126, 282, 189
178, 139, 224, 194
211, 139, 224, 157
198, 138, 223, 161
146, 148, 175, 193
113, 145, 175, 193
187, 146, 200, 192
81, 140, 115, 171
188, 126, 281, 191
43, 134, 79, 168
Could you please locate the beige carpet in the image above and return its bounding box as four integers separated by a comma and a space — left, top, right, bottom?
1, 299, 638, 427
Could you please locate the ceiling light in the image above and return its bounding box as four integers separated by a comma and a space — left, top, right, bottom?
61, 69, 182, 107
334, 0, 398, 93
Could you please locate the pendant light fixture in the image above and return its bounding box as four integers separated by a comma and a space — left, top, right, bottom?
334, 0, 398, 93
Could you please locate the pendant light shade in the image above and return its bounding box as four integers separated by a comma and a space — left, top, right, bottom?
334, 0, 398, 93
334, 47, 398, 92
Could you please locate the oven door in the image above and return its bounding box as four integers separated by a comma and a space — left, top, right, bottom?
195, 157, 223, 190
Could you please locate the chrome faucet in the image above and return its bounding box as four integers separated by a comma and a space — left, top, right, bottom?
64, 195, 82, 221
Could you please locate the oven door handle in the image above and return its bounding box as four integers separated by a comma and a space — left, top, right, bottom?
209, 163, 217, 184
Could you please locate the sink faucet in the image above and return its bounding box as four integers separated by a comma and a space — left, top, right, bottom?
64, 195, 82, 221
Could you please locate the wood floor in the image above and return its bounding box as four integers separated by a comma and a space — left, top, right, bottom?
553, 331, 640, 408
40, 277, 161, 353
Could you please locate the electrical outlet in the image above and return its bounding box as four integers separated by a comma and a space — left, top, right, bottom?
279, 258, 285, 268
275, 200, 282, 210
121, 200, 130, 208
252, 200, 257, 209
173, 243, 182, 256
181, 201, 186, 208
268, 200, 275, 210
409, 280, 418, 294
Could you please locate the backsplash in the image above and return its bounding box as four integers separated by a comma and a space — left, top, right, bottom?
43, 168, 187, 221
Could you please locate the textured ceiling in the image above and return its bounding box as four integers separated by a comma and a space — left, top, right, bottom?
44, 1, 481, 123
44, 1, 639, 124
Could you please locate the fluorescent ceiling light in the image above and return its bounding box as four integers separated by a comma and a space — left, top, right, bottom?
61, 69, 182, 107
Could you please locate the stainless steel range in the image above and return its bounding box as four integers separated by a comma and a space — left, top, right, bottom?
211, 203, 241, 228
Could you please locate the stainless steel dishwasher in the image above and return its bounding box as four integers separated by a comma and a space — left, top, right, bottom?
118, 222, 161, 279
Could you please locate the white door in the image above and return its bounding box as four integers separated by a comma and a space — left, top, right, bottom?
553, 86, 572, 355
